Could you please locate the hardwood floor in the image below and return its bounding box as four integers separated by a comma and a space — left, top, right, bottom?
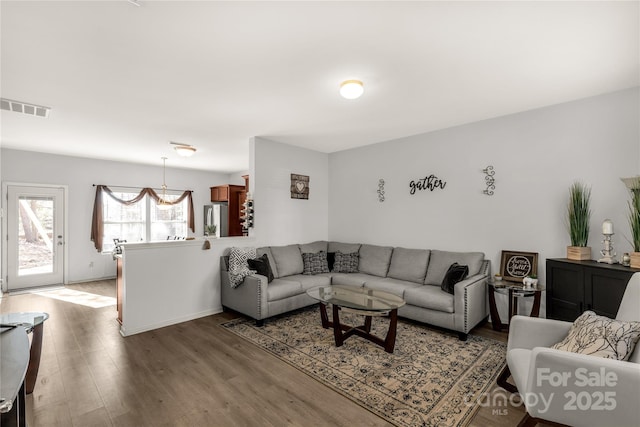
1, 280, 534, 426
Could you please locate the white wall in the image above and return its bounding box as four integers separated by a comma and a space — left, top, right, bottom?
251, 137, 329, 247
328, 88, 640, 288
1, 149, 231, 283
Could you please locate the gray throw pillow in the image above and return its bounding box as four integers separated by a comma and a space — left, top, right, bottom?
302, 251, 330, 275
332, 251, 359, 273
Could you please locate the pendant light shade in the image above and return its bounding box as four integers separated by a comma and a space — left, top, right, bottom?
157, 157, 172, 210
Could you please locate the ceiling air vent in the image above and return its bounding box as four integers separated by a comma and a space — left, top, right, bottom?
0, 98, 51, 118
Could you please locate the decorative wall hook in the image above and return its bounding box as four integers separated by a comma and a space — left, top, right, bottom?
483, 166, 495, 196
377, 179, 385, 202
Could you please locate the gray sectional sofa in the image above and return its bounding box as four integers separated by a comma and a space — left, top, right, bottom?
221, 241, 490, 340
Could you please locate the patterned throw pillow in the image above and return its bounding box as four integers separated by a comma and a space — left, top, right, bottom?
332, 251, 359, 273
229, 247, 257, 288
302, 251, 330, 275
551, 310, 640, 361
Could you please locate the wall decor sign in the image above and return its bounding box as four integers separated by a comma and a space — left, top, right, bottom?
499, 250, 539, 283
409, 174, 447, 195
377, 179, 385, 202
291, 174, 309, 199
482, 166, 496, 196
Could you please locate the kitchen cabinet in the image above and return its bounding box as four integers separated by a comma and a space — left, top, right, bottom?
210, 184, 246, 236
546, 258, 639, 321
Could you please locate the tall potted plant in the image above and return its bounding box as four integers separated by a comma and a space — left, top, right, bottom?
566, 182, 592, 260
628, 178, 640, 268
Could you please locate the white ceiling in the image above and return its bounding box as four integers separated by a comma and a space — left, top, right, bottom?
1, 1, 638, 173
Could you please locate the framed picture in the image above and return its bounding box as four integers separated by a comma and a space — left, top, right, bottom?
291, 174, 309, 199
499, 250, 538, 283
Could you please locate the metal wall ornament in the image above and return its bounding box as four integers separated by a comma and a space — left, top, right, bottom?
377, 179, 385, 202
483, 166, 496, 196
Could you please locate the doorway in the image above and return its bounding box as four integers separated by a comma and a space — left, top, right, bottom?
6, 185, 65, 290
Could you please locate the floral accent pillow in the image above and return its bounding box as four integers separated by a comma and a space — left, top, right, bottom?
302, 251, 330, 275
551, 310, 640, 360
332, 251, 359, 273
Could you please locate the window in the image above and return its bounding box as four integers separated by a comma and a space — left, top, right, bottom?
102, 190, 188, 253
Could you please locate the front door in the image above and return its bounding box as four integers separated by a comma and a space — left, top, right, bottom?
7, 185, 65, 290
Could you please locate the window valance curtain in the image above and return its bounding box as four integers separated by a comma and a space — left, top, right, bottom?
90, 185, 195, 252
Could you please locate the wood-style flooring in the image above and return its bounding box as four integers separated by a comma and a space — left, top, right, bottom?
1, 280, 537, 427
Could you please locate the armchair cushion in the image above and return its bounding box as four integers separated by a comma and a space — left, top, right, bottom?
551, 310, 640, 361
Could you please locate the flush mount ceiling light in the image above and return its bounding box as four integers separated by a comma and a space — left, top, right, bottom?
170, 141, 197, 157
339, 79, 364, 100
0, 98, 51, 118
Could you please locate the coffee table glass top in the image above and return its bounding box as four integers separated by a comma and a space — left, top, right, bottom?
307, 286, 405, 312
0, 312, 49, 333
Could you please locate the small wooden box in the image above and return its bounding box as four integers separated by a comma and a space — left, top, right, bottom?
567, 246, 592, 261
630, 252, 640, 269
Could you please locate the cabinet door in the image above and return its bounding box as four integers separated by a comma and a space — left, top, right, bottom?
210, 186, 229, 202
546, 260, 584, 321
584, 268, 632, 318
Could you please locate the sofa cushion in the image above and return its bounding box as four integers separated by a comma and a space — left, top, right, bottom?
286, 274, 332, 291
328, 242, 361, 254
364, 277, 421, 298
257, 247, 279, 279
270, 244, 304, 277
387, 248, 431, 284
333, 251, 359, 273
302, 251, 330, 275
267, 279, 303, 302
358, 244, 394, 277
247, 253, 274, 283
440, 263, 469, 295
331, 273, 370, 287
299, 241, 328, 254
424, 250, 484, 285
404, 286, 454, 313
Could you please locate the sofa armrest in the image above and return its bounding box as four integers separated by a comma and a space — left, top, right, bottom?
523, 347, 640, 426
508, 315, 572, 351
220, 256, 269, 320
454, 270, 488, 333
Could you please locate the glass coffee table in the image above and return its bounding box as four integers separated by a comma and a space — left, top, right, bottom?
306, 286, 405, 353
0, 312, 49, 394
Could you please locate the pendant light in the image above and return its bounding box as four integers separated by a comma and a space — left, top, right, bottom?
157, 157, 172, 210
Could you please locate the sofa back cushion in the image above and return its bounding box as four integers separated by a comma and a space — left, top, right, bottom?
328, 242, 361, 254
387, 247, 431, 283
270, 244, 304, 277
299, 240, 328, 254
358, 244, 394, 277
257, 247, 279, 278
424, 250, 484, 285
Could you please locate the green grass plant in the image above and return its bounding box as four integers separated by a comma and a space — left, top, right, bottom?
567, 182, 591, 247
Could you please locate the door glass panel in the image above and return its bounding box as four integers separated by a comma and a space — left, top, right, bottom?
17, 196, 54, 276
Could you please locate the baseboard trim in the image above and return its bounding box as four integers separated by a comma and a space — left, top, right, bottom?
119, 306, 224, 337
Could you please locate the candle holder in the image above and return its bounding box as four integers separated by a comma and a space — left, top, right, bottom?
598, 219, 617, 264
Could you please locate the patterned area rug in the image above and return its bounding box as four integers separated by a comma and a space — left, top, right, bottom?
222, 308, 506, 427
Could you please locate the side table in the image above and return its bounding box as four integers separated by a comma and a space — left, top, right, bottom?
488, 282, 543, 332
0, 312, 49, 394
487, 283, 543, 394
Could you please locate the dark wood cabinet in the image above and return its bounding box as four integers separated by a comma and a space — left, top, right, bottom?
546, 258, 639, 321
210, 184, 246, 236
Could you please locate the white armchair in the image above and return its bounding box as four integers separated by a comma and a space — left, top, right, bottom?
506, 272, 640, 427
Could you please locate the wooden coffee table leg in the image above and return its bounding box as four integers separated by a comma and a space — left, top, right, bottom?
384, 309, 398, 353
363, 315, 372, 333
332, 304, 344, 347
26, 322, 44, 394
319, 302, 330, 328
